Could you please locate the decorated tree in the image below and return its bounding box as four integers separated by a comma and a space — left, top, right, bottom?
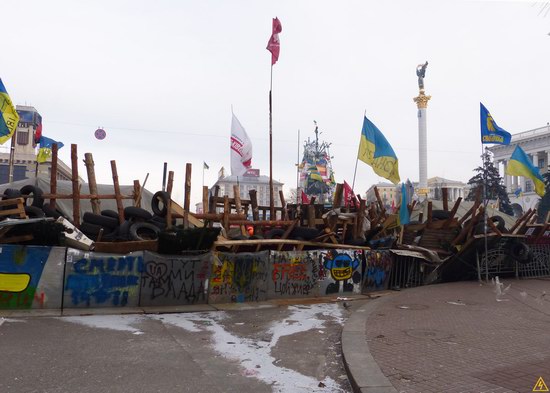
466, 151, 513, 215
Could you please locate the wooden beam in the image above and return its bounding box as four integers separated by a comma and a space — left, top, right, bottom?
440, 188, 448, 211
50, 143, 59, 210
84, 153, 101, 214
71, 144, 80, 226
167, 171, 174, 230
110, 160, 125, 225
184, 163, 192, 228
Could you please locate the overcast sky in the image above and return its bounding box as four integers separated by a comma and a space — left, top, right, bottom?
3, 0, 550, 207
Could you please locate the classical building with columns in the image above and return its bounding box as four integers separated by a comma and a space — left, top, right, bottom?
427, 177, 466, 202
488, 124, 550, 214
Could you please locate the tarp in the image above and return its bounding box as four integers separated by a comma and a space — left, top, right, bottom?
410, 199, 517, 229
0, 176, 155, 221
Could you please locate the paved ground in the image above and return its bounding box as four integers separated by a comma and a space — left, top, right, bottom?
342, 278, 550, 393
0, 300, 354, 393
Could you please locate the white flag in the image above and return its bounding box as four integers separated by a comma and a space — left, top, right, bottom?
230, 113, 252, 176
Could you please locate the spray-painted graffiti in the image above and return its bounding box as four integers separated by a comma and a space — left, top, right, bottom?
64, 250, 143, 308
269, 251, 325, 297
363, 251, 393, 292
209, 251, 269, 303
0, 246, 65, 309
140, 252, 210, 306
320, 250, 363, 295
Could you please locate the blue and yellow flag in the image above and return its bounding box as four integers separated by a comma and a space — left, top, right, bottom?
37, 136, 64, 163
480, 103, 511, 145
398, 183, 410, 226
358, 116, 400, 184
505, 145, 545, 197
0, 79, 19, 145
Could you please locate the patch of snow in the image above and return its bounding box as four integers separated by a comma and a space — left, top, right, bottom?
60, 314, 144, 333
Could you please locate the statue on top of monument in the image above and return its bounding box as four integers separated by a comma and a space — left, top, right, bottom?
416, 61, 428, 90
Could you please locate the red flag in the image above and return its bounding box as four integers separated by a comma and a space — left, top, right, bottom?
266, 17, 282, 65
343, 181, 358, 208
301, 190, 310, 204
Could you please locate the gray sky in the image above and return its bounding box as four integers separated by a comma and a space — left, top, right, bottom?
3, 0, 550, 207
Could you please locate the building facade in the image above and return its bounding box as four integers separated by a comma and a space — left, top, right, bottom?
427, 177, 466, 202
212, 167, 283, 208
0, 105, 73, 184
488, 124, 550, 213
366, 182, 398, 209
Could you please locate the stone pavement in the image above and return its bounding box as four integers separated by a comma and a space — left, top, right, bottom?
342, 278, 550, 393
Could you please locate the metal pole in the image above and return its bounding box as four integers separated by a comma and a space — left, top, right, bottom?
482, 147, 489, 282
162, 162, 168, 192
269, 64, 275, 219
296, 129, 300, 204
7, 130, 16, 183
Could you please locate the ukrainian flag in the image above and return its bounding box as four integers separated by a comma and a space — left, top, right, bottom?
358, 116, 400, 184
0, 79, 19, 145
37, 136, 64, 163
505, 146, 545, 197
398, 183, 410, 226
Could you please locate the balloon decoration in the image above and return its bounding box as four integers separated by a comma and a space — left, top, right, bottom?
94, 128, 106, 140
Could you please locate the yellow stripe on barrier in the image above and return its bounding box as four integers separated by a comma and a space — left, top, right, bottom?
0, 273, 31, 292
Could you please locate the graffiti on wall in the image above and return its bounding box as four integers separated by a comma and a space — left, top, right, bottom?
269, 251, 326, 297
140, 252, 210, 306
363, 251, 392, 292
64, 250, 144, 308
0, 246, 65, 309
320, 249, 363, 295
209, 251, 269, 303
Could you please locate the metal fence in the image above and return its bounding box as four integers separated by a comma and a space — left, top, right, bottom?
387, 255, 429, 290
476, 243, 550, 280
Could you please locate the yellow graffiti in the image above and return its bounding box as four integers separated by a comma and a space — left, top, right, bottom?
0, 273, 31, 292
331, 267, 352, 280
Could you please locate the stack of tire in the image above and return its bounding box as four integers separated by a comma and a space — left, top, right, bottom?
79, 190, 173, 242
2, 185, 50, 220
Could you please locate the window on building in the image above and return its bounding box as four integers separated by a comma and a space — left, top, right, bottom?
525, 180, 533, 193
17, 131, 29, 145
538, 159, 545, 169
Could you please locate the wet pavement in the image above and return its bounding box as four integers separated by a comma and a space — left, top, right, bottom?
0, 301, 353, 393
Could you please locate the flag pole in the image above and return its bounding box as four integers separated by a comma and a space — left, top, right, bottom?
481, 144, 489, 282
296, 129, 300, 204
352, 111, 366, 192
269, 64, 275, 219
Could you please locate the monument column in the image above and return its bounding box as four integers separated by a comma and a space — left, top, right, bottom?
413, 61, 431, 197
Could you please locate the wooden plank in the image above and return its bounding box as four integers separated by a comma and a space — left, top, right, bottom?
110, 160, 125, 225
184, 163, 192, 228
279, 190, 288, 221
202, 186, 209, 216
166, 171, 174, 230
71, 144, 80, 226
307, 204, 316, 228
233, 184, 247, 236
133, 180, 141, 208
84, 153, 101, 214
223, 195, 230, 231
442, 197, 462, 229
50, 143, 59, 210
332, 183, 344, 208
94, 240, 158, 254
214, 238, 371, 251
373, 186, 386, 216
249, 190, 259, 221
442, 188, 449, 211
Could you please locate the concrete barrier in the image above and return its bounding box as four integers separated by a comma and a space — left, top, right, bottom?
0, 246, 396, 311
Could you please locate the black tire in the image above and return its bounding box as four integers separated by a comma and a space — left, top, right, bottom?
24, 205, 45, 218
129, 222, 160, 241
42, 203, 62, 219
152, 214, 175, 225
2, 188, 21, 200
124, 206, 152, 221
432, 210, 452, 220
290, 227, 321, 240
151, 191, 170, 217
490, 216, 506, 232
115, 220, 132, 241
229, 234, 248, 240
266, 228, 285, 239
19, 185, 44, 208
82, 212, 119, 229
508, 242, 531, 263
79, 222, 104, 239
101, 209, 120, 219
